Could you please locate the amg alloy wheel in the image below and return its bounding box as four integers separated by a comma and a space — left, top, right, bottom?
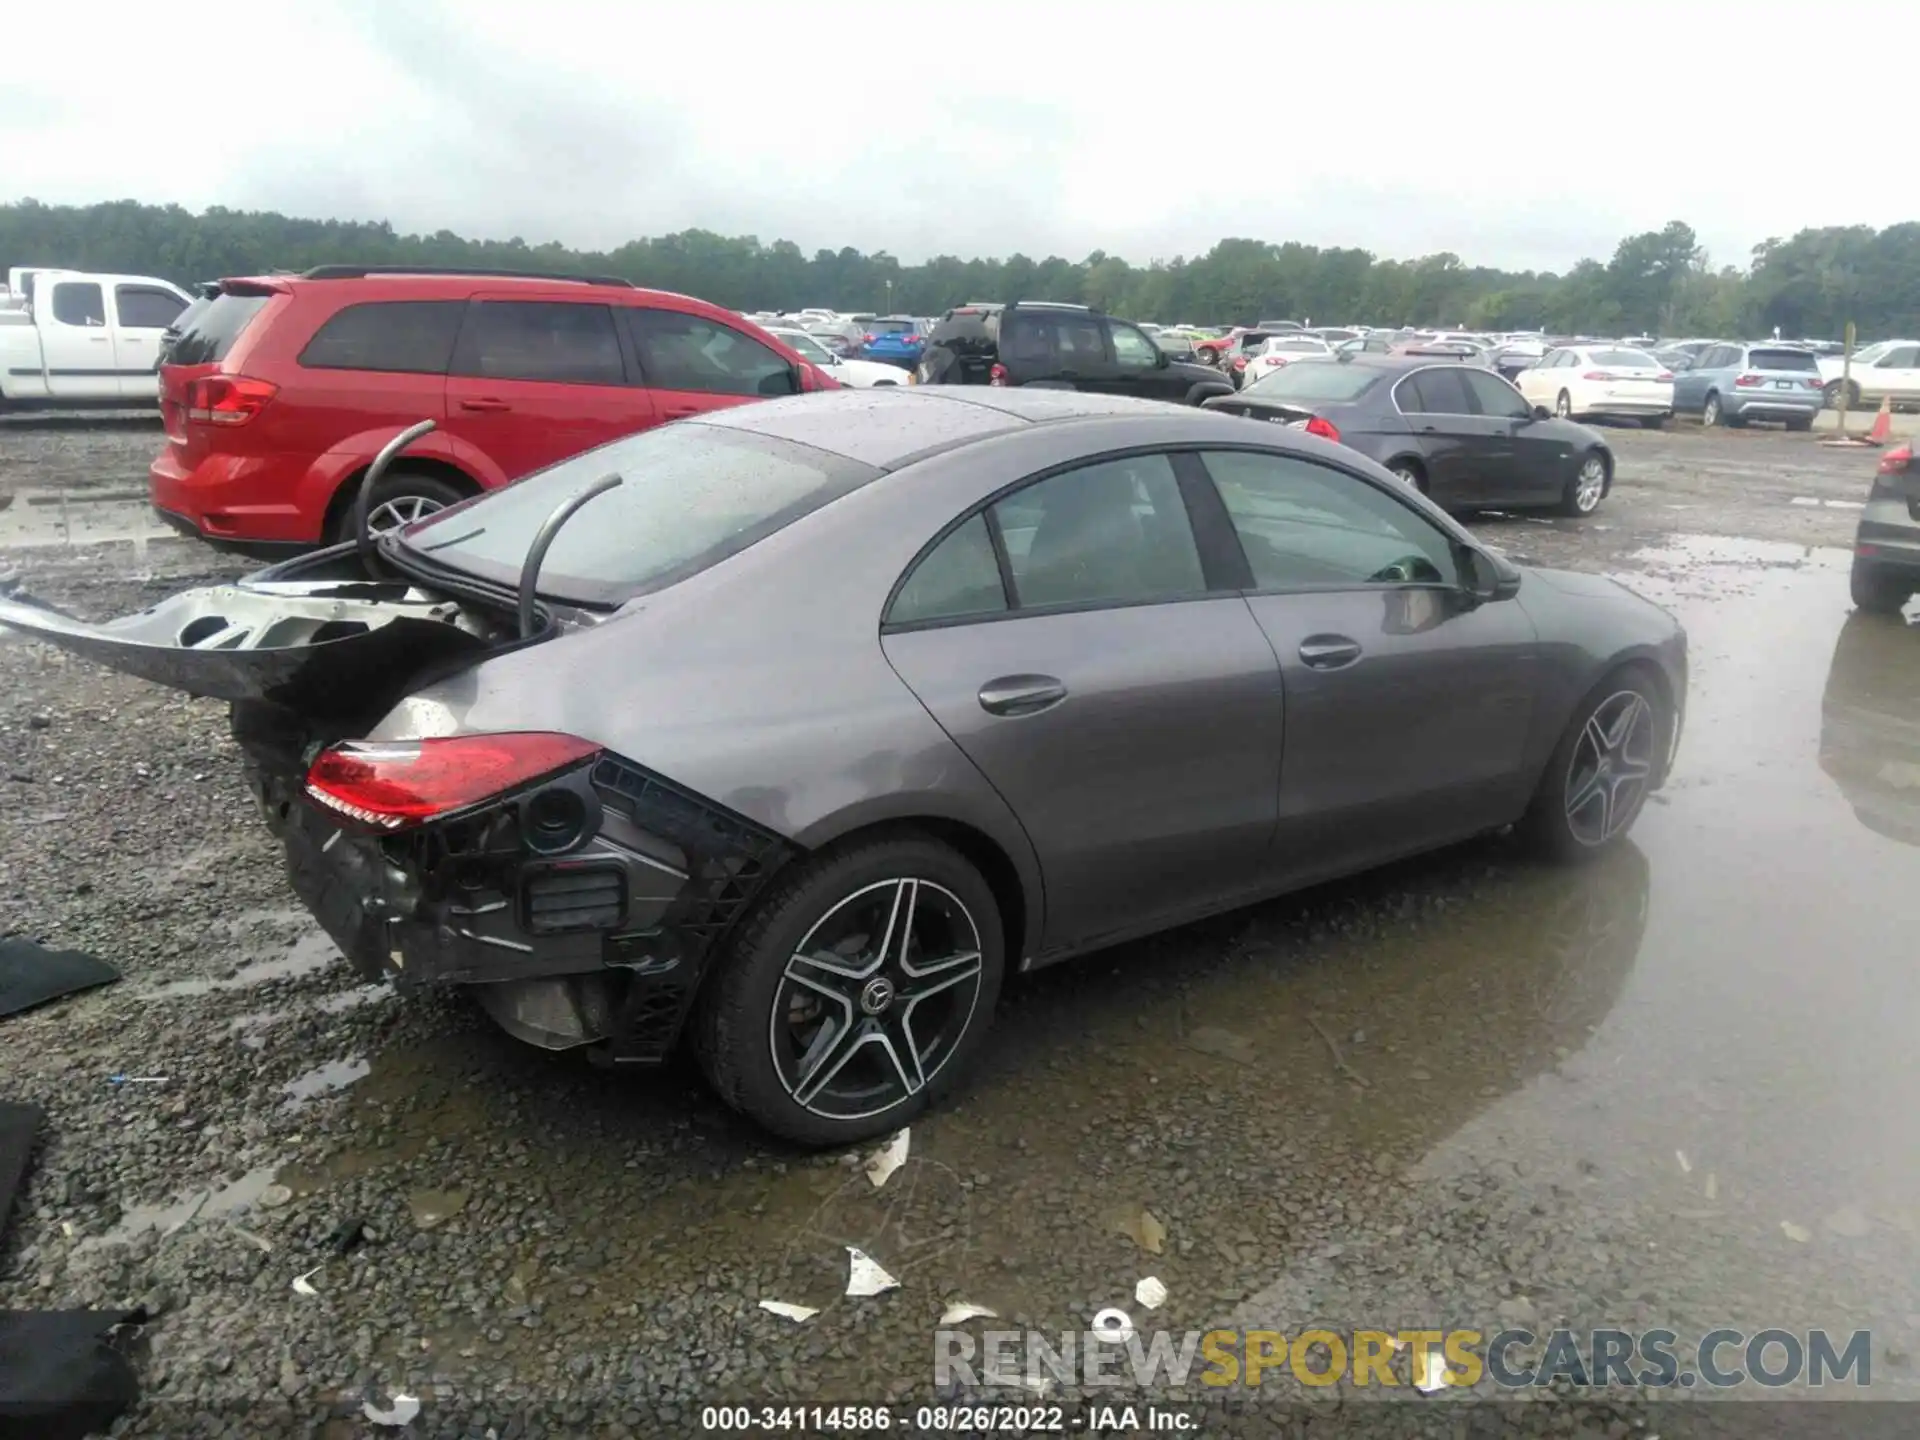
694, 835, 1004, 1145
1521, 672, 1665, 861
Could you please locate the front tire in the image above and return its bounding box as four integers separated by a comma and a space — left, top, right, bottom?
1558, 451, 1609, 516
1850, 557, 1914, 615
1825, 379, 1859, 411
1520, 669, 1668, 862
693, 835, 1005, 1146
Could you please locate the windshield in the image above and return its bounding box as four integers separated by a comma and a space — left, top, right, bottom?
397, 423, 882, 605
1241, 361, 1383, 402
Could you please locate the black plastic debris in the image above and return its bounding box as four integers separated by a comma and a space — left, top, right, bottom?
0, 1104, 40, 1245
0, 938, 119, 1020
0, 1309, 142, 1440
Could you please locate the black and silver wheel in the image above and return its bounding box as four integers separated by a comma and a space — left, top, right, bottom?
1558, 452, 1608, 517
1850, 557, 1914, 615
1388, 460, 1426, 492
694, 835, 1004, 1145
1825, 379, 1858, 411
1555, 390, 1573, 419
1702, 393, 1724, 427
1522, 672, 1666, 861
330, 469, 466, 544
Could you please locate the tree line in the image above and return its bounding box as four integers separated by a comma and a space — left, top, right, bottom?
3, 198, 1915, 340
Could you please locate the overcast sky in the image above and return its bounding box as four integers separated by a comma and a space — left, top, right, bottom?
8, 1, 1914, 276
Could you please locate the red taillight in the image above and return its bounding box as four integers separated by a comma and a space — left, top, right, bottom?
863, 333, 876, 344
1233, 355, 1249, 370
988, 363, 1008, 387
1804, 378, 1825, 390
1582, 371, 1618, 382
1733, 374, 1764, 388
186, 375, 278, 426
1656, 371, 1674, 382
1877, 445, 1912, 474
1303, 415, 1341, 443
304, 733, 602, 831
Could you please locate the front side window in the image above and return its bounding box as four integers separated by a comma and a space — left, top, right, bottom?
51, 282, 106, 327
299, 300, 466, 374
887, 514, 1008, 626
628, 310, 796, 397
398, 424, 880, 604
1464, 369, 1530, 419
1053, 314, 1106, 367
452, 301, 626, 385
1200, 449, 1459, 590
1108, 321, 1159, 368
990, 453, 1206, 609
1879, 346, 1920, 369
115, 286, 188, 330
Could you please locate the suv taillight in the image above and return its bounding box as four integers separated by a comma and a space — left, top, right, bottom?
186, 376, 278, 426
989, 363, 1008, 387
1733, 374, 1764, 388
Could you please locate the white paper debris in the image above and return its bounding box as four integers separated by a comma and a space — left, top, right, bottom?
291, 1266, 322, 1297
1704, 1172, 1718, 1201
845, 1247, 899, 1297
362, 1393, 422, 1427
1416, 1348, 1450, 1393
1090, 1307, 1135, 1344
940, 1301, 999, 1324
758, 1299, 819, 1323
1675, 1150, 1692, 1174
1780, 1220, 1812, 1243
865, 1129, 911, 1189
1134, 1276, 1168, 1310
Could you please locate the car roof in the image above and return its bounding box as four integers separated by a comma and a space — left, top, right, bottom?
691, 387, 1206, 469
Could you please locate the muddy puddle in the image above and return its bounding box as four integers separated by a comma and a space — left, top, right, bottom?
145, 927, 341, 999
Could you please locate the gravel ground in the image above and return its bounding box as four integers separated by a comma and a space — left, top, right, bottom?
1, 417, 1915, 1438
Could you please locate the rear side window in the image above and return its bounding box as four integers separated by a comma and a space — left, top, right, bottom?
50, 282, 106, 327
298, 300, 466, 374
1396, 368, 1476, 414
452, 301, 626, 385
167, 293, 271, 365
399, 423, 880, 604
115, 286, 187, 329
887, 514, 1008, 626
1747, 348, 1818, 373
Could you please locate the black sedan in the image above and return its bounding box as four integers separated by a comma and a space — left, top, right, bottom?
1203, 355, 1615, 517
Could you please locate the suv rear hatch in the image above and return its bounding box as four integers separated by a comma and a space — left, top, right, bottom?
1740, 347, 1824, 398
158, 281, 283, 449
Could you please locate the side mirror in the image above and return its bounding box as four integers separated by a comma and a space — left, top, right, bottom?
1154, 348, 1170, 368
1459, 546, 1520, 603
1532, 404, 1552, 420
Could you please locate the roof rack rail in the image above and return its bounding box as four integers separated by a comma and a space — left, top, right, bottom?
300, 265, 637, 288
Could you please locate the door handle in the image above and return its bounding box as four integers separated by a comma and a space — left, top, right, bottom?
459, 398, 511, 413
1298, 635, 1363, 670
978, 674, 1068, 717
89, 336, 110, 344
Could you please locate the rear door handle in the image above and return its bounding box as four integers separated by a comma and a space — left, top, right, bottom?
1298, 635, 1363, 670
459, 398, 511, 413
978, 674, 1068, 717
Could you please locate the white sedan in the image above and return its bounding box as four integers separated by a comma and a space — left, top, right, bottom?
1238, 335, 1334, 386
767, 327, 910, 387
1517, 345, 1674, 423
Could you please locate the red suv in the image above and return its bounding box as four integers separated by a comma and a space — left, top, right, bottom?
151, 266, 838, 548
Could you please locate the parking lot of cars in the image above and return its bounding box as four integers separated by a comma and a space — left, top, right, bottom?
1, 276, 1918, 1431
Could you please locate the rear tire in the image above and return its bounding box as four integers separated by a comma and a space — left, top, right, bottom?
692, 834, 1005, 1147
330, 469, 468, 545
1825, 379, 1858, 411
1555, 390, 1573, 419
1702, 393, 1726, 427
1388, 460, 1427, 494
1519, 666, 1669, 862
1850, 557, 1914, 615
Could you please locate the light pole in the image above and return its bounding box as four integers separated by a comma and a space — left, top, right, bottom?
884, 278, 893, 313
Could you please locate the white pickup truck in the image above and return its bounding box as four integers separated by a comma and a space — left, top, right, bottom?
0, 268, 194, 410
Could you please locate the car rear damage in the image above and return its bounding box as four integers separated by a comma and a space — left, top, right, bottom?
0, 431, 802, 1067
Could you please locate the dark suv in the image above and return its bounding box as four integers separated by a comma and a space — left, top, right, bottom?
913, 302, 1233, 406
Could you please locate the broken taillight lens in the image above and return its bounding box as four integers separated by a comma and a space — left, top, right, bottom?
304, 733, 602, 831
1877, 444, 1913, 475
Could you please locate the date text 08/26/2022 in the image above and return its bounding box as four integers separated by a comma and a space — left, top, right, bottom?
700, 1403, 1198, 1432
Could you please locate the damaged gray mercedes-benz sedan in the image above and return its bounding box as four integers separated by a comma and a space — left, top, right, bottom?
0, 388, 1687, 1145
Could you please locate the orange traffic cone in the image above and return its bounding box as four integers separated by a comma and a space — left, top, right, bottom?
1868, 395, 1893, 445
